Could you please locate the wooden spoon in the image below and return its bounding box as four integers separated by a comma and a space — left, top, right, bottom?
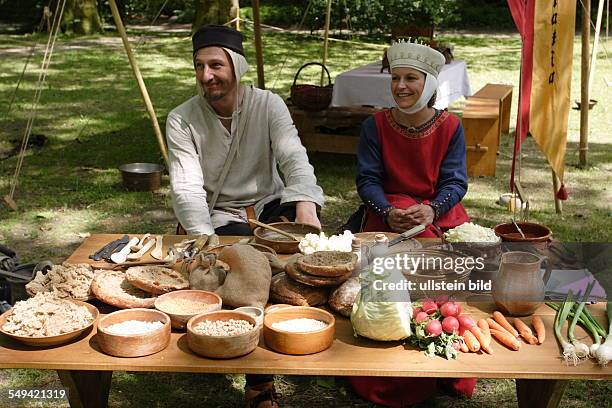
150, 235, 164, 260
248, 219, 300, 242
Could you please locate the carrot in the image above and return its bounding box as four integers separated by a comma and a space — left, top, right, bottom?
531, 316, 546, 345
490, 329, 521, 351
469, 326, 493, 354
477, 319, 491, 345
493, 311, 519, 338
487, 318, 513, 336
463, 330, 481, 353
460, 341, 469, 353
514, 318, 538, 345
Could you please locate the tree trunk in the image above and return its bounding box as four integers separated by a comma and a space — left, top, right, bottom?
192, 0, 239, 34
61, 0, 103, 35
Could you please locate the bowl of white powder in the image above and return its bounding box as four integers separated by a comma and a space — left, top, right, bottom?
96, 308, 171, 357
263, 306, 335, 355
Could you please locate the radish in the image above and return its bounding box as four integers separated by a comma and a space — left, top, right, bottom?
440, 302, 460, 317
435, 295, 449, 306
457, 315, 476, 335
425, 319, 442, 337
422, 299, 438, 314
442, 316, 459, 334
415, 312, 430, 323
412, 307, 423, 318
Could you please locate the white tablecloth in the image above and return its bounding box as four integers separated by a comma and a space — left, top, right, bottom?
331, 60, 471, 109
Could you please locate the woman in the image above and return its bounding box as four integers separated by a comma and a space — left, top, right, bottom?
356, 40, 469, 238
350, 40, 475, 406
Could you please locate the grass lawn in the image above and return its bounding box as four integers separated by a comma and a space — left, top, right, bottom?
0, 25, 610, 407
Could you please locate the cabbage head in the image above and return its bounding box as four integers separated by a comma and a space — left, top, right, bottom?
350, 297, 412, 341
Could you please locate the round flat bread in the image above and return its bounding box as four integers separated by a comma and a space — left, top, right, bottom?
91, 270, 156, 309
296, 251, 357, 277
285, 261, 352, 287
125, 266, 189, 295
269, 273, 328, 306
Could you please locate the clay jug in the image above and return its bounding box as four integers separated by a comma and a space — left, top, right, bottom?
492, 251, 551, 316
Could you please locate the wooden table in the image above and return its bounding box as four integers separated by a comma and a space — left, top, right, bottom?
1, 234, 610, 408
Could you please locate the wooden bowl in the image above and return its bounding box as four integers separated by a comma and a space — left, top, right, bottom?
254, 222, 320, 254
263, 306, 335, 355
96, 308, 171, 357
186, 310, 260, 359
155, 290, 222, 330
0, 300, 98, 347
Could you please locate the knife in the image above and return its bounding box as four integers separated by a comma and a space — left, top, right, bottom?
388, 225, 426, 247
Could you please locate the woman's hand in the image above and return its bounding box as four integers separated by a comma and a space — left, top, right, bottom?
386, 208, 419, 232
295, 201, 321, 229
403, 203, 435, 226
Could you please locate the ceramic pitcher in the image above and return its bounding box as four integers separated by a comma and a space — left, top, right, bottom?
492, 251, 551, 316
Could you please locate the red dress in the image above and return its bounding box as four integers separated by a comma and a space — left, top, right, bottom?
353, 110, 475, 405
363, 110, 470, 237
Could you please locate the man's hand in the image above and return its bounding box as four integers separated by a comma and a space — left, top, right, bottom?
295, 201, 321, 229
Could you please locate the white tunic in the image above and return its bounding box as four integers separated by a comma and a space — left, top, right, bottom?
166, 85, 325, 235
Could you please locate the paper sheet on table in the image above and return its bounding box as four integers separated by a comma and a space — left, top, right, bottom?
544, 269, 606, 301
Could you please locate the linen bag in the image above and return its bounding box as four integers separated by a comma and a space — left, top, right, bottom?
215, 245, 271, 309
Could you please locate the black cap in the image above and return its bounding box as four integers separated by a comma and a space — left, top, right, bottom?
192, 25, 245, 57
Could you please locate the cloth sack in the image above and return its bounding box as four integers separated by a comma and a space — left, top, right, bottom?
189, 253, 227, 292
216, 245, 271, 309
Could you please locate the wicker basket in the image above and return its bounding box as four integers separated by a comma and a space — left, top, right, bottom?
290, 62, 333, 111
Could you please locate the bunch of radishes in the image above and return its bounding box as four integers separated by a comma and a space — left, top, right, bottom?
408, 296, 476, 359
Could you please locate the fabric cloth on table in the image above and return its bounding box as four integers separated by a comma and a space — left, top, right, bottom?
331, 60, 471, 109
356, 109, 469, 236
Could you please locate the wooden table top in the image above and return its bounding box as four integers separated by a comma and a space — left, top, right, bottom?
1, 234, 610, 380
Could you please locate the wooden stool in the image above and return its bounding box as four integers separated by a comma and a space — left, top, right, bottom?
462, 98, 500, 177
472, 84, 513, 143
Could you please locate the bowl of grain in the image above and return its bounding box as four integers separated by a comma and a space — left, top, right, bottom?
186, 310, 260, 359
96, 308, 171, 357
263, 306, 335, 355
154, 290, 222, 330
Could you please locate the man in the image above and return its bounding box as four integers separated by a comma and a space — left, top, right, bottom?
167, 25, 324, 238
166, 25, 325, 407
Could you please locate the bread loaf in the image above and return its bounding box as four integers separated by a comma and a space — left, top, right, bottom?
296, 251, 357, 277
269, 273, 329, 306
328, 277, 360, 317
91, 270, 155, 309
126, 266, 189, 295
285, 261, 352, 287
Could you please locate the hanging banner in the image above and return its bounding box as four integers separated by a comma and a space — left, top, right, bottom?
507, 0, 576, 199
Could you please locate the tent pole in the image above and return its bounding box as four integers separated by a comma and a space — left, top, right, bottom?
321, 0, 332, 86
252, 0, 265, 89
579, 0, 590, 167
552, 169, 562, 214
108, 0, 169, 166
588, 0, 605, 95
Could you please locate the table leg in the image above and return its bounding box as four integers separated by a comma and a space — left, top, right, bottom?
515, 379, 568, 408
57, 370, 112, 408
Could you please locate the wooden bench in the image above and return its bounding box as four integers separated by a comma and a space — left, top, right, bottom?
462, 98, 500, 177
472, 83, 513, 140
288, 105, 377, 155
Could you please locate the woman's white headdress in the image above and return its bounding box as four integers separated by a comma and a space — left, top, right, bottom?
387, 39, 445, 114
